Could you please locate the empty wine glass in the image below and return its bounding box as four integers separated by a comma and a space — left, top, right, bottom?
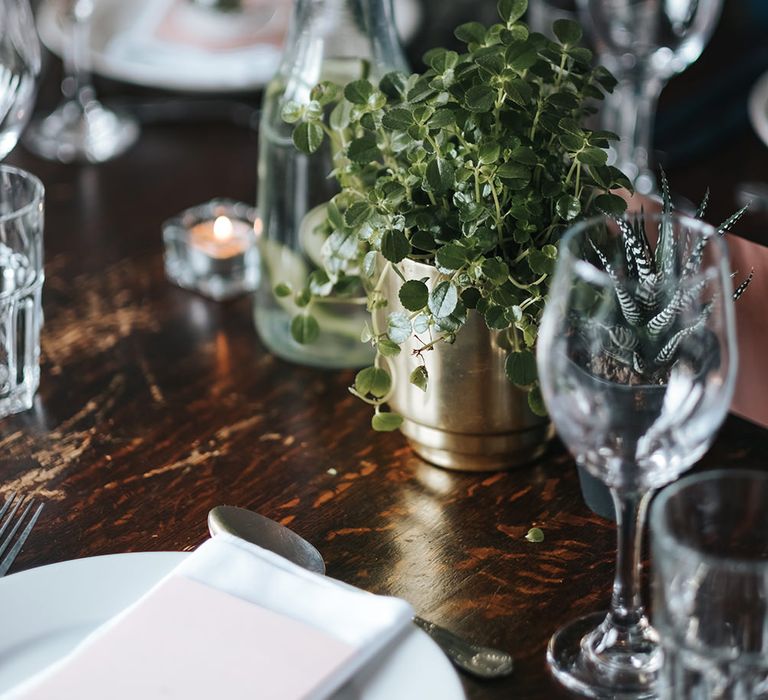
537, 212, 739, 698
0, 0, 41, 160
24, 0, 139, 163
578, 0, 723, 194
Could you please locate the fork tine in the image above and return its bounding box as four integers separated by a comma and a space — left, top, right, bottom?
0, 501, 43, 577
0, 492, 16, 521
0, 494, 22, 543
0, 499, 32, 559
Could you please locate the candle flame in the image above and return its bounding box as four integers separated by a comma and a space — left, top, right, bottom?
253, 217, 263, 237
213, 216, 233, 241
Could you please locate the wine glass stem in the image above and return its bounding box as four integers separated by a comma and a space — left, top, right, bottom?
601, 71, 665, 195
63, 0, 95, 109
608, 487, 652, 629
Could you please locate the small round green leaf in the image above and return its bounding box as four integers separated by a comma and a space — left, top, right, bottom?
525, 527, 544, 543
497, 0, 528, 23
426, 157, 456, 194
382, 108, 414, 131
348, 133, 381, 164
273, 282, 292, 298
505, 350, 537, 386
280, 101, 303, 124
428, 281, 458, 318
435, 243, 466, 270
553, 18, 582, 45
399, 280, 429, 311
381, 229, 411, 263
464, 85, 496, 113
576, 147, 609, 166
377, 338, 401, 357
292, 121, 324, 154
354, 366, 392, 398
344, 201, 373, 229
344, 79, 374, 105
409, 365, 429, 392
454, 21, 486, 44
556, 194, 581, 221
387, 311, 412, 344
290, 313, 320, 344
594, 193, 628, 216
371, 412, 404, 432
528, 385, 547, 416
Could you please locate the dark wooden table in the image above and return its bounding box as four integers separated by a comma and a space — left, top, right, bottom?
4, 4, 768, 698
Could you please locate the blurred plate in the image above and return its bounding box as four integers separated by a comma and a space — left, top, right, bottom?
37, 0, 421, 93
748, 69, 768, 147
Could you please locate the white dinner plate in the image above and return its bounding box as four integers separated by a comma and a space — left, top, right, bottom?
748, 69, 768, 148
0, 552, 465, 700
36, 0, 422, 94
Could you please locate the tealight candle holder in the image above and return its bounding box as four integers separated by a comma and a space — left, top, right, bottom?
163, 199, 260, 301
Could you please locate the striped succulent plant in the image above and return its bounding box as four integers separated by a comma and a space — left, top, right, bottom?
589, 171, 753, 384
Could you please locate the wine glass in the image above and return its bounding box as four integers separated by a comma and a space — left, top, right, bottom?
0, 0, 41, 160
577, 0, 723, 194
536, 212, 739, 698
24, 0, 139, 163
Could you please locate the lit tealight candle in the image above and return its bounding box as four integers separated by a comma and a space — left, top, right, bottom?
162, 199, 260, 301
190, 215, 252, 260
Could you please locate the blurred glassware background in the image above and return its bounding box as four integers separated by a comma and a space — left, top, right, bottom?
24, 0, 139, 163
0, 0, 41, 161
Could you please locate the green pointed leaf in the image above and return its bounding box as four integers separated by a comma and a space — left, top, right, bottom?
354, 366, 392, 398
410, 365, 429, 392
505, 350, 537, 386
381, 228, 411, 262
399, 279, 429, 311
428, 281, 458, 318
371, 412, 404, 432
292, 121, 324, 154
290, 314, 320, 344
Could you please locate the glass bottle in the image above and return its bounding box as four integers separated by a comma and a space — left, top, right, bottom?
255, 0, 407, 369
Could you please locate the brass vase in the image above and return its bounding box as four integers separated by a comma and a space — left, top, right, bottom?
378, 258, 552, 472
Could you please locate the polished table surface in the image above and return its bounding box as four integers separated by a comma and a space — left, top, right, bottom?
4, 6, 768, 698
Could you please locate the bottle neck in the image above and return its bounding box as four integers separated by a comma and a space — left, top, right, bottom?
281, 0, 408, 81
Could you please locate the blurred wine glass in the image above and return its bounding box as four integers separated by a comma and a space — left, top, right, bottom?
578, 0, 723, 194
24, 0, 139, 163
0, 0, 41, 160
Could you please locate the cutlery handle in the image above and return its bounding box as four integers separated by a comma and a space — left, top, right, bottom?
412, 615, 514, 679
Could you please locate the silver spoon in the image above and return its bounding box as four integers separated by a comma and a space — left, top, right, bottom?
208, 505, 514, 679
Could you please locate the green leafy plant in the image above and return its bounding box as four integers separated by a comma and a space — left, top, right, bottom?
281, 0, 632, 430
588, 171, 752, 384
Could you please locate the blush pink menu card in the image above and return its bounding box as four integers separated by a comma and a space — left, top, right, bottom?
16, 577, 354, 700
8, 536, 413, 700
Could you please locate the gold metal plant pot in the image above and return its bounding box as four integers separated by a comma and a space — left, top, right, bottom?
379, 258, 552, 472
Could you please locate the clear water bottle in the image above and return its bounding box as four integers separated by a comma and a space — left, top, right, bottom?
255, 0, 407, 369
0, 0, 40, 160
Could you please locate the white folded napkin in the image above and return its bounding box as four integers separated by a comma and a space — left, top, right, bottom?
6, 534, 413, 700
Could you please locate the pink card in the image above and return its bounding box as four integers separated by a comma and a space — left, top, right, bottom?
18, 576, 356, 700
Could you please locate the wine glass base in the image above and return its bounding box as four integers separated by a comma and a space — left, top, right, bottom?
547, 611, 661, 699
24, 101, 139, 164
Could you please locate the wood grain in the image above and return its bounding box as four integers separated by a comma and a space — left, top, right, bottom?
3, 9, 768, 695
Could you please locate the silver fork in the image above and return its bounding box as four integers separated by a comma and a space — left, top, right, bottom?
0, 493, 44, 576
